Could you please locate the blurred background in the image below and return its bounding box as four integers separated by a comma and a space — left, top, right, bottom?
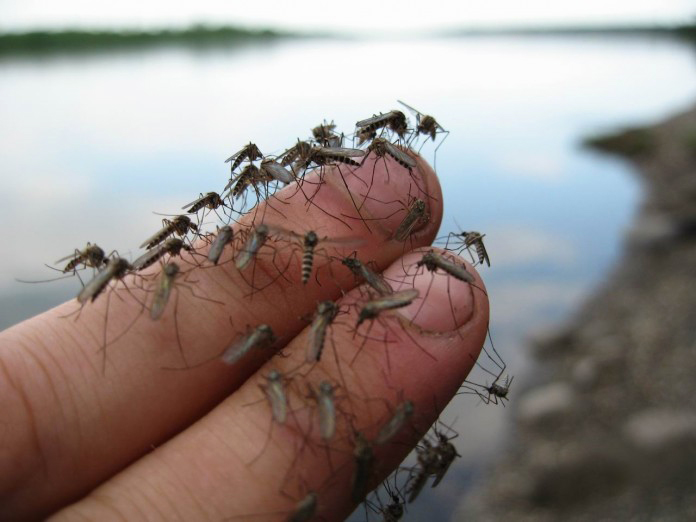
1, 1, 695, 520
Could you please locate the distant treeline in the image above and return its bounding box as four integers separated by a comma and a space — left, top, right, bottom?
0, 25, 299, 55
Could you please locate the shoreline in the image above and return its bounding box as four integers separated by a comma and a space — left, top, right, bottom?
457, 105, 696, 520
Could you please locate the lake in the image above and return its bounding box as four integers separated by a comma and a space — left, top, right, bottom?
1, 33, 695, 520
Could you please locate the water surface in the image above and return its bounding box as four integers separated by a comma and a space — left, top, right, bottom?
1, 35, 695, 520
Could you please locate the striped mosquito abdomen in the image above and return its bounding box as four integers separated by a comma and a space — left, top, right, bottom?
182, 191, 223, 214
133, 237, 191, 271
59, 243, 107, 273
301, 231, 319, 284
140, 215, 197, 250
225, 142, 262, 173
356, 110, 408, 143
461, 231, 490, 267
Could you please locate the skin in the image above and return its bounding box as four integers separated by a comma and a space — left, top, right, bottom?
0, 152, 489, 520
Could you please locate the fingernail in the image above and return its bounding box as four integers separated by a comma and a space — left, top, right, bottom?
327, 152, 435, 238
381, 250, 476, 332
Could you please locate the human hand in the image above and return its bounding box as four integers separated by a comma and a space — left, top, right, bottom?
0, 153, 489, 520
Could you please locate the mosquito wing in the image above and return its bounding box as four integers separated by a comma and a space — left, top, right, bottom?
181, 193, 208, 210
368, 288, 420, 310
150, 264, 178, 320
383, 140, 417, 168
397, 99, 421, 116
207, 226, 233, 265
318, 147, 365, 158
260, 159, 294, 184
139, 224, 170, 249
356, 111, 398, 129
76, 259, 128, 304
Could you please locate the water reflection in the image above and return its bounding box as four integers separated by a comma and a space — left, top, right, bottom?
1, 34, 695, 520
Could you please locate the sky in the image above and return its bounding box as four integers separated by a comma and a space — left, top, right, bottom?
0, 0, 694, 34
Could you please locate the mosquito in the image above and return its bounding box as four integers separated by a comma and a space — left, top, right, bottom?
312, 120, 342, 148
462, 375, 514, 406
287, 145, 373, 233
17, 243, 112, 286
140, 215, 198, 250
365, 479, 405, 522
77, 257, 133, 304
207, 225, 234, 265
375, 400, 414, 445
224, 142, 263, 173
260, 157, 295, 184
362, 138, 416, 171
397, 100, 449, 170
132, 237, 193, 271
221, 324, 276, 365
149, 262, 181, 320
392, 198, 428, 242
352, 288, 429, 369
225, 164, 274, 200
146, 262, 223, 367
182, 191, 225, 214
56, 242, 108, 273
355, 110, 408, 145
235, 224, 272, 271
280, 139, 314, 171
416, 250, 474, 284
445, 230, 490, 267
181, 191, 231, 224
272, 227, 364, 285
407, 250, 479, 337
430, 426, 460, 488
356, 138, 418, 212
397, 100, 449, 143
406, 438, 439, 503
314, 380, 338, 441
306, 300, 340, 363
341, 253, 393, 296
295, 146, 365, 172
356, 288, 419, 327
352, 431, 375, 503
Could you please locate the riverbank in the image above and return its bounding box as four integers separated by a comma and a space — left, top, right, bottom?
0, 25, 303, 55
457, 105, 696, 520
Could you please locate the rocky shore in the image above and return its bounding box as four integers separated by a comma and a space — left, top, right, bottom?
456, 105, 696, 521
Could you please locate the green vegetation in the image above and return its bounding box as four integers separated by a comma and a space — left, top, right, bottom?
584, 127, 656, 158
0, 25, 299, 55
